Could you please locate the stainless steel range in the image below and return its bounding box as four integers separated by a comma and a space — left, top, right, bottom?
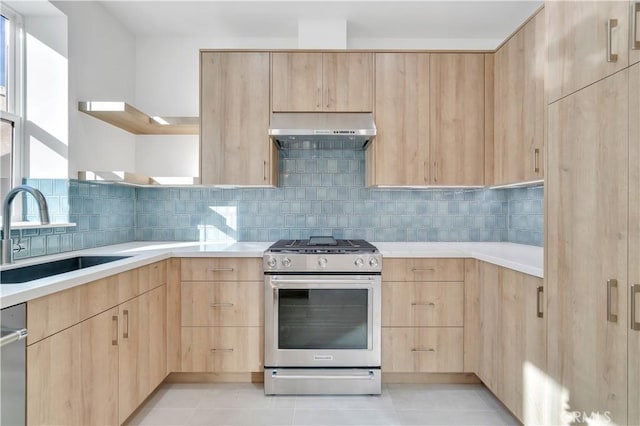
263, 236, 382, 395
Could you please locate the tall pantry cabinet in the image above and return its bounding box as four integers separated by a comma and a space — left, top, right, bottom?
546, 1, 640, 424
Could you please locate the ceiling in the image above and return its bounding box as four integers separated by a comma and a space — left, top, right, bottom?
99, 1, 543, 48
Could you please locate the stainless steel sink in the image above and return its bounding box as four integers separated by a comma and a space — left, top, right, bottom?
0, 256, 131, 284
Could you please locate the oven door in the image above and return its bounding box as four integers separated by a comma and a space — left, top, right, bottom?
264, 274, 381, 368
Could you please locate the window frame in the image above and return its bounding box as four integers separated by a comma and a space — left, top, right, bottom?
0, 4, 25, 219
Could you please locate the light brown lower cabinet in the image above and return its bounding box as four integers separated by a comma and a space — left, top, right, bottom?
382, 327, 464, 372
464, 260, 546, 425
26, 266, 167, 426
180, 326, 263, 372
27, 308, 119, 426
119, 285, 167, 424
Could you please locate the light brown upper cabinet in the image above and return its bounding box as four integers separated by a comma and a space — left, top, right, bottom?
200, 51, 277, 186
493, 8, 545, 186
367, 52, 430, 186
430, 53, 485, 186
547, 1, 630, 103
368, 53, 484, 187
271, 52, 373, 112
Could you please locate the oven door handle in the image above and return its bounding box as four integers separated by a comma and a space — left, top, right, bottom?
270, 279, 377, 287
271, 370, 376, 380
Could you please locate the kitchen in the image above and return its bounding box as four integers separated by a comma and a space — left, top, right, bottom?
2, 2, 635, 424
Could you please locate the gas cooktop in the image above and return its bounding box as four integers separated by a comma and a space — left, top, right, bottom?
264, 237, 381, 273
267, 236, 378, 254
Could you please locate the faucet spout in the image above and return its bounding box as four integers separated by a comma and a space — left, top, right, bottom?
1, 185, 50, 264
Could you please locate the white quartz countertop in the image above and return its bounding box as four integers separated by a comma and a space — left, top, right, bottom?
0, 241, 542, 309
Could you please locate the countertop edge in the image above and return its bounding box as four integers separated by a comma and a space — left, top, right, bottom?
1, 241, 543, 308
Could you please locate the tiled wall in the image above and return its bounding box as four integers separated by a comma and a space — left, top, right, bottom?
10, 179, 135, 259
506, 185, 544, 246
8, 148, 543, 260
136, 148, 509, 243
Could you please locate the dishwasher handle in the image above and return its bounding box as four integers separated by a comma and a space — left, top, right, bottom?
0, 328, 28, 348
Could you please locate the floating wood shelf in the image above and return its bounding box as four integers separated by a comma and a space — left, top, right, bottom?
78, 101, 198, 135
78, 171, 199, 186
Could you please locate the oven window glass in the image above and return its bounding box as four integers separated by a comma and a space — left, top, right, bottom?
278, 289, 368, 349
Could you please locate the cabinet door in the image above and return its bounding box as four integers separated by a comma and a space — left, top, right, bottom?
547, 1, 629, 103
148, 285, 167, 393
498, 270, 546, 425
118, 296, 149, 424
368, 53, 430, 186
476, 262, 500, 392
429, 53, 484, 186
629, 62, 640, 426
494, 9, 545, 185
323, 52, 373, 112
547, 71, 629, 425
27, 308, 119, 426
271, 52, 323, 112
201, 52, 274, 185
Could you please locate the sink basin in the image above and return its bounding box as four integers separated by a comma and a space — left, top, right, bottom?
0, 255, 132, 284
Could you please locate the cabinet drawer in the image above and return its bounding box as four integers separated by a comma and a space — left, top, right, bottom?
138, 261, 167, 293
383, 258, 464, 282
180, 327, 263, 372
382, 281, 464, 327
181, 282, 263, 326
382, 327, 463, 373
181, 258, 262, 281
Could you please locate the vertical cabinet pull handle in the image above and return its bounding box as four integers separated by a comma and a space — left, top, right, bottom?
434, 161, 439, 183
263, 160, 267, 181
632, 284, 640, 331
112, 315, 118, 346
123, 309, 129, 338
423, 161, 428, 183
607, 279, 618, 323
536, 286, 544, 318
534, 148, 540, 174
607, 19, 619, 62
632, 3, 640, 50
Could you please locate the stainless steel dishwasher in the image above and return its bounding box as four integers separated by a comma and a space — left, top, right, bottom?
1, 303, 27, 426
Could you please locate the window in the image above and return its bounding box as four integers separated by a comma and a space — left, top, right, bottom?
0, 6, 23, 207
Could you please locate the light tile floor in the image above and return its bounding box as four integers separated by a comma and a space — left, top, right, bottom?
126, 383, 521, 426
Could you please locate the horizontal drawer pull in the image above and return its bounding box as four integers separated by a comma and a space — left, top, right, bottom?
210, 348, 234, 353
210, 303, 235, 308
411, 348, 436, 352
411, 302, 435, 306
411, 268, 436, 272
208, 268, 235, 272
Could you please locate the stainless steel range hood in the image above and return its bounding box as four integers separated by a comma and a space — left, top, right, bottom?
269, 113, 376, 149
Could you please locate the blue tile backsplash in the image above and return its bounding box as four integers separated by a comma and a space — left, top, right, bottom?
10, 148, 543, 260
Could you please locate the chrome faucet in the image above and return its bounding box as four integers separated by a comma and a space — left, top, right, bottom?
1, 185, 50, 264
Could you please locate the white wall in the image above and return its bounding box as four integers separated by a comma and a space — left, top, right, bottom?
52, 1, 136, 178
134, 36, 295, 178
24, 14, 68, 178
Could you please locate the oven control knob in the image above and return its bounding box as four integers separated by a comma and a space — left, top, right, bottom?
266, 257, 277, 268
368, 257, 379, 268
354, 257, 364, 267
318, 257, 328, 267
282, 257, 292, 268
